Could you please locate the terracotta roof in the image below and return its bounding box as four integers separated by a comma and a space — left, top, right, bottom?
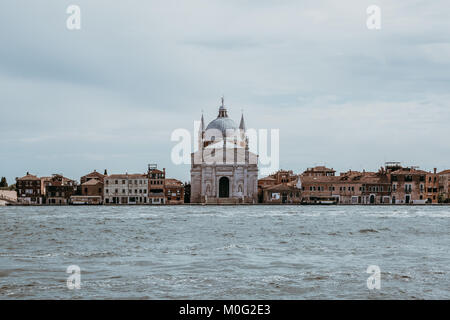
82, 171, 105, 178
81, 179, 103, 186
438, 169, 450, 175
17, 174, 40, 181
165, 178, 183, 187
360, 174, 391, 184
259, 176, 276, 181
148, 169, 163, 174
305, 166, 335, 172
106, 174, 147, 179
390, 168, 428, 175
265, 184, 299, 192
300, 176, 340, 183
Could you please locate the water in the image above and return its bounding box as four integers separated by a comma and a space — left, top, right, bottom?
0, 205, 449, 299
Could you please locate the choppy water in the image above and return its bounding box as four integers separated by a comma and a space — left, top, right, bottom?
0, 205, 449, 299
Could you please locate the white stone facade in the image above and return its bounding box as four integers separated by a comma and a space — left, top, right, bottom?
190, 99, 258, 204
104, 174, 148, 204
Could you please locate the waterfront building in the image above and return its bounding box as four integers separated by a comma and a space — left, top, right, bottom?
164, 179, 184, 204
261, 182, 302, 204
258, 170, 301, 203
190, 98, 258, 204
425, 169, 439, 204
389, 167, 427, 204
299, 167, 361, 204
104, 173, 148, 204
148, 164, 166, 204
15, 173, 42, 205
71, 170, 106, 204
299, 168, 392, 204
44, 174, 77, 205
438, 169, 450, 202
359, 170, 392, 204
80, 170, 106, 184
302, 166, 336, 177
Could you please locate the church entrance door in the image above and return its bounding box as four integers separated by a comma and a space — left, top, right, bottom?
219, 177, 230, 198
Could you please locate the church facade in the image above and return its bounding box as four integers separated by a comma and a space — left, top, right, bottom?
190, 98, 258, 204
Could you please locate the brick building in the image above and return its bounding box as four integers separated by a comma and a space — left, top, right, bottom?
261, 183, 302, 204
16, 173, 42, 205
148, 164, 166, 204
300, 167, 391, 204
164, 179, 184, 204
44, 174, 77, 205
71, 170, 106, 205
80, 170, 106, 184
389, 167, 427, 204
302, 166, 336, 177
439, 169, 450, 202
425, 169, 439, 204
258, 170, 301, 203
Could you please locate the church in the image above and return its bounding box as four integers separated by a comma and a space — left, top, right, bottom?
190, 98, 259, 204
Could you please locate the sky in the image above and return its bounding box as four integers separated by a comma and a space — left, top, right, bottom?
1, 0, 449, 184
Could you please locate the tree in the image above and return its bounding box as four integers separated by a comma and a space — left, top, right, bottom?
184, 182, 191, 203
0, 177, 7, 188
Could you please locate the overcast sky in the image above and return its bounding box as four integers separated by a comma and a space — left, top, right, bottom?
1, 0, 449, 183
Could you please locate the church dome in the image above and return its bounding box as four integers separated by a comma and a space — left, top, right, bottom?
206, 117, 238, 133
